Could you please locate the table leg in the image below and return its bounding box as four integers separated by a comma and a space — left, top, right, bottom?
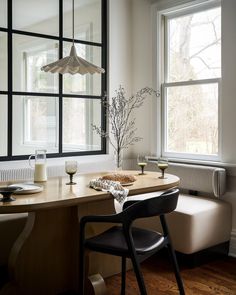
1, 206, 80, 295
87, 274, 107, 295
0, 199, 124, 295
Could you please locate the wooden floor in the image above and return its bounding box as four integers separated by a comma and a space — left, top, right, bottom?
1, 255, 235, 294
105, 255, 236, 295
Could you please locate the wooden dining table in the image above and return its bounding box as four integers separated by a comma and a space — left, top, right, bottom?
0, 170, 179, 295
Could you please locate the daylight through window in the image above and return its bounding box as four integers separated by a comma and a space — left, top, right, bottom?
162, 2, 221, 160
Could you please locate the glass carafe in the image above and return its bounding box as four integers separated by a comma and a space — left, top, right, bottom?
29, 150, 47, 182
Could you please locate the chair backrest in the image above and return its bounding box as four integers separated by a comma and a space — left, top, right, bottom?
121, 188, 179, 224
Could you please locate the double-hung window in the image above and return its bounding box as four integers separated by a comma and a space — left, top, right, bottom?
0, 0, 107, 160
162, 1, 221, 161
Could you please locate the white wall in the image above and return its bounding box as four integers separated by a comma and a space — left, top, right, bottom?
221, 0, 236, 256
129, 0, 158, 158
109, 0, 159, 158
108, 0, 133, 157
221, 0, 236, 163
109, 0, 132, 95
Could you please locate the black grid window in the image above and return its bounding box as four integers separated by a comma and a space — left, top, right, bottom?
0, 0, 107, 161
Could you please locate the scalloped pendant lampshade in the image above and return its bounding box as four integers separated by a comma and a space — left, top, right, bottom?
41, 0, 105, 75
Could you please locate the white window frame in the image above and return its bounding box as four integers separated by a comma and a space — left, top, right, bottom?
159, 0, 222, 162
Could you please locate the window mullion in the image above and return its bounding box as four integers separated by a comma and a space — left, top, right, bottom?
59, 0, 63, 155
101, 0, 107, 154
7, 0, 13, 157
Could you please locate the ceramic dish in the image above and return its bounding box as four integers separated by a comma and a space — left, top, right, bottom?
8, 183, 43, 194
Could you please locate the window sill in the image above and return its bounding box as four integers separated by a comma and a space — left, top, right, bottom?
146, 156, 236, 168
0, 154, 113, 170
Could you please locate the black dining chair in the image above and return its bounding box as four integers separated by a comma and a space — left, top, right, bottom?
79, 188, 185, 295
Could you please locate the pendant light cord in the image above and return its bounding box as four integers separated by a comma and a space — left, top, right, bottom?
72, 0, 75, 44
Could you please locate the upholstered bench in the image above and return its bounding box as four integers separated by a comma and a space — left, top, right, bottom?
123, 164, 232, 263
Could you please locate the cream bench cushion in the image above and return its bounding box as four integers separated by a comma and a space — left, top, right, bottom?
127, 192, 232, 254
162, 194, 231, 254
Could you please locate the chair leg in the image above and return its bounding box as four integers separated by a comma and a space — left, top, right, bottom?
79, 243, 85, 295
167, 242, 185, 295
160, 215, 185, 295
121, 256, 126, 295
129, 252, 147, 295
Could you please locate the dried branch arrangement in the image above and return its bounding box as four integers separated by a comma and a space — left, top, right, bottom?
92, 86, 159, 168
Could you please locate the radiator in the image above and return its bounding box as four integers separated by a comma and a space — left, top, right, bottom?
0, 159, 117, 182
0, 166, 67, 182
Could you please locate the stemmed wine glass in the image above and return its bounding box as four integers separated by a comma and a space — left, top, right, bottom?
137, 155, 147, 175
157, 157, 168, 179
65, 161, 78, 185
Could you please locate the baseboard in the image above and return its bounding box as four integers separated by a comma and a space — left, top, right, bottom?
175, 241, 230, 268
229, 229, 236, 257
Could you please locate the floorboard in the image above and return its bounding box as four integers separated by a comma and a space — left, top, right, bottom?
105, 255, 236, 295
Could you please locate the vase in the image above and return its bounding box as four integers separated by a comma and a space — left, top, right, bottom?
114, 150, 123, 171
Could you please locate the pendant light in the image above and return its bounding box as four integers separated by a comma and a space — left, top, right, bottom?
41, 0, 105, 75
